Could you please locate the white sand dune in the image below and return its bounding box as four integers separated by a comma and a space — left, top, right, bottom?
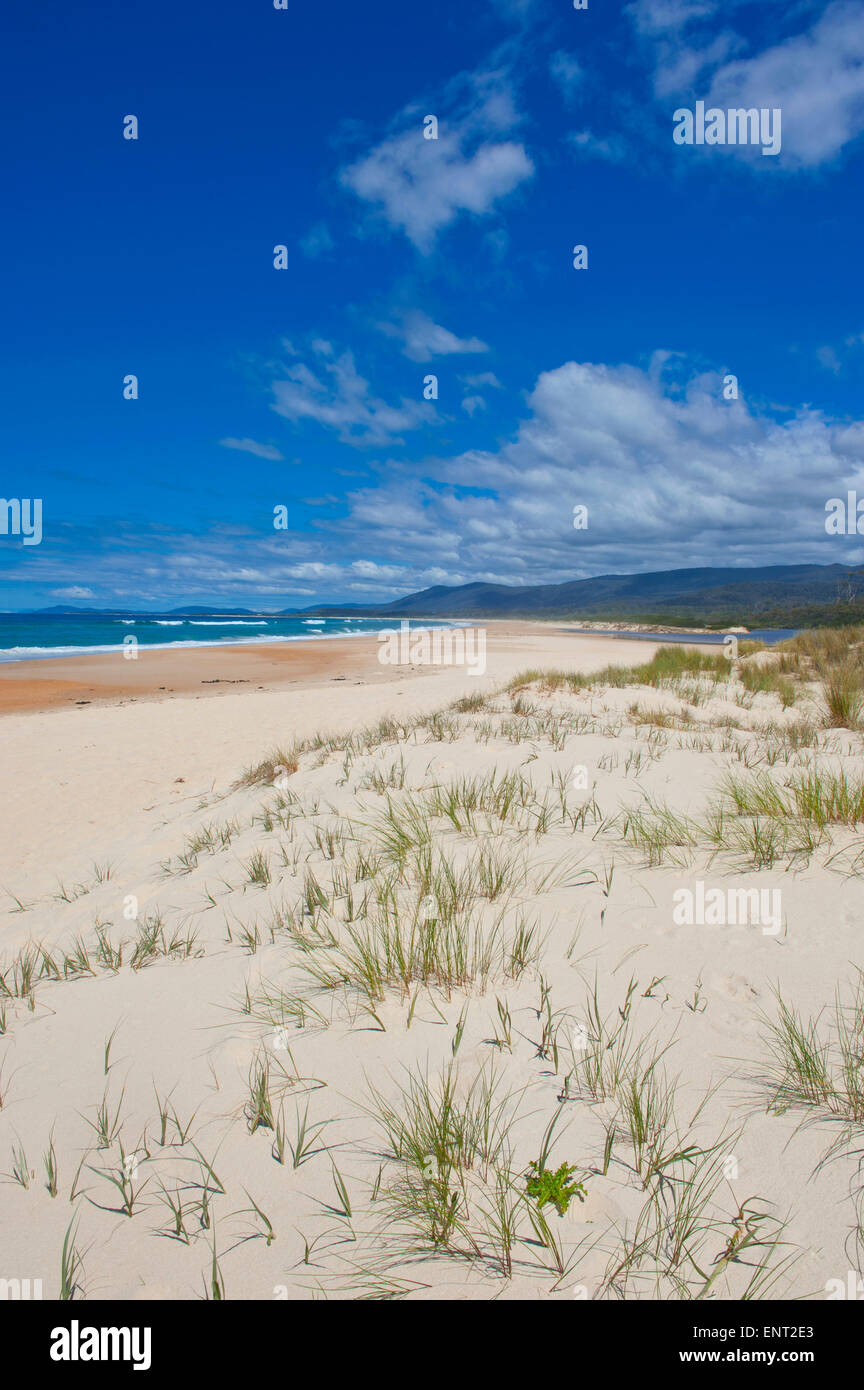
1, 631, 862, 1300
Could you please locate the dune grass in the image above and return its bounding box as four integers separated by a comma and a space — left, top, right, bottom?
722, 769, 864, 829
757, 974, 864, 1132
509, 644, 730, 696
776, 627, 864, 730
9, 630, 861, 1301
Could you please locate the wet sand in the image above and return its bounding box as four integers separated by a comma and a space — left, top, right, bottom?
0, 628, 516, 715
0, 636, 385, 714
0, 621, 720, 716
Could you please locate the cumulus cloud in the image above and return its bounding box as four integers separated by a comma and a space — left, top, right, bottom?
705, 4, 864, 167
632, 0, 864, 167
377, 310, 489, 362
220, 438, 285, 461
332, 354, 864, 577
269, 340, 434, 446
28, 355, 864, 607
339, 68, 534, 251
50, 586, 94, 600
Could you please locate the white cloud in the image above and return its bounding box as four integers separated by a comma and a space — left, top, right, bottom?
340, 68, 533, 251
378, 310, 489, 362
703, 3, 864, 167
332, 354, 864, 577
568, 130, 628, 162
461, 395, 487, 416
51, 586, 94, 600
651, 32, 743, 99
632, 0, 864, 167
627, 0, 720, 37
462, 371, 503, 389
269, 340, 434, 446
220, 438, 285, 461
28, 355, 864, 607
550, 51, 583, 103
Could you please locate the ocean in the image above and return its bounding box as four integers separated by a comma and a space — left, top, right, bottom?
0, 613, 461, 663
0, 614, 801, 663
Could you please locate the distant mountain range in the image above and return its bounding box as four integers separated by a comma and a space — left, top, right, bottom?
291, 563, 864, 626
24, 563, 864, 627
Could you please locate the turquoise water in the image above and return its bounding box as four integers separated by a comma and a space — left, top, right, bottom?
0, 614, 801, 663
0, 613, 458, 663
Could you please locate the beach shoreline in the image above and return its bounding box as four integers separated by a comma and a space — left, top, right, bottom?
2, 621, 861, 1301
0, 620, 705, 717
0, 628, 681, 896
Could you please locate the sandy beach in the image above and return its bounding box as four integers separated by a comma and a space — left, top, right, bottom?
2, 625, 863, 1302
0, 620, 606, 716
0, 625, 658, 906
7, 0, 864, 1343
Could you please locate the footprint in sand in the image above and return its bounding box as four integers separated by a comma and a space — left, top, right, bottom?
714, 974, 760, 1002
710, 974, 764, 1032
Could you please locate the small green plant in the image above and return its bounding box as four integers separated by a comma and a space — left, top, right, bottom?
245, 1052, 274, 1133
60, 1216, 84, 1299
244, 849, 272, 888
525, 1160, 586, 1217
8, 1139, 33, 1189
205, 1234, 226, 1300
44, 1130, 59, 1197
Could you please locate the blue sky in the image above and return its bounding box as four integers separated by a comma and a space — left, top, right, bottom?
3, 0, 864, 611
